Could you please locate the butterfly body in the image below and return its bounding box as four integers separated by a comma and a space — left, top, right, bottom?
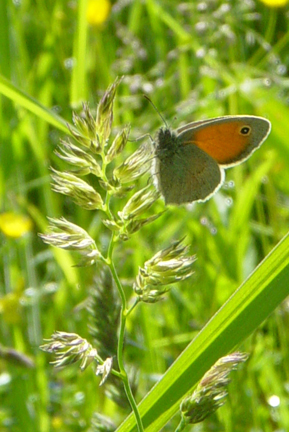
153, 115, 271, 205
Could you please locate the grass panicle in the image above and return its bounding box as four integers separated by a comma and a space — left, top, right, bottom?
177, 352, 249, 430
40, 80, 191, 431
88, 268, 120, 359
134, 239, 196, 303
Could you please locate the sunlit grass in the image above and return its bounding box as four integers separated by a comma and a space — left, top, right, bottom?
1, 0, 289, 431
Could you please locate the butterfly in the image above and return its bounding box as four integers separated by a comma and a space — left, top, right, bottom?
152, 115, 271, 205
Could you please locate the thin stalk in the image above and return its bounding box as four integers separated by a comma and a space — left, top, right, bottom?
110, 369, 124, 380
126, 298, 140, 316
107, 233, 144, 432
174, 417, 186, 432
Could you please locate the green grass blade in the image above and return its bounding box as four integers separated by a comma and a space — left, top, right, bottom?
117, 231, 289, 432
70, 0, 88, 107
0, 74, 69, 133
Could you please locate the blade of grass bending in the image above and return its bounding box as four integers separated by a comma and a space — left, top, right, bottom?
116, 231, 289, 432
0, 74, 70, 133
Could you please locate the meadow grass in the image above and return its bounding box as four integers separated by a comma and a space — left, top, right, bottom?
1, 0, 289, 431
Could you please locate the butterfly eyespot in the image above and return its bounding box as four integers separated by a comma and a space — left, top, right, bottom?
239, 125, 251, 135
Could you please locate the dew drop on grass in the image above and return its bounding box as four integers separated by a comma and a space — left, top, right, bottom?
52, 105, 62, 114
225, 197, 233, 207
222, 180, 234, 190
263, 78, 272, 87
200, 217, 208, 226
64, 57, 75, 70
277, 64, 287, 75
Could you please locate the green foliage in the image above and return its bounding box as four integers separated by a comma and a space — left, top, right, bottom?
1, 0, 289, 431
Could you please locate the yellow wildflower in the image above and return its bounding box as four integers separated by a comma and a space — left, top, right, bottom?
0, 293, 22, 325
0, 212, 33, 238
87, 0, 111, 26
259, 0, 289, 6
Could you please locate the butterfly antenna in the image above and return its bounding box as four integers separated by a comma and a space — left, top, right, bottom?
144, 95, 168, 128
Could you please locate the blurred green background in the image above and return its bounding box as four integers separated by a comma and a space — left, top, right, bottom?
1, 0, 289, 431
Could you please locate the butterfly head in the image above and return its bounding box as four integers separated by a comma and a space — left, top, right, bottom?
155, 127, 179, 156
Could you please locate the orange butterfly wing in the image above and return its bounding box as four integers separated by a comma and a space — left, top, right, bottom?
177, 116, 271, 167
